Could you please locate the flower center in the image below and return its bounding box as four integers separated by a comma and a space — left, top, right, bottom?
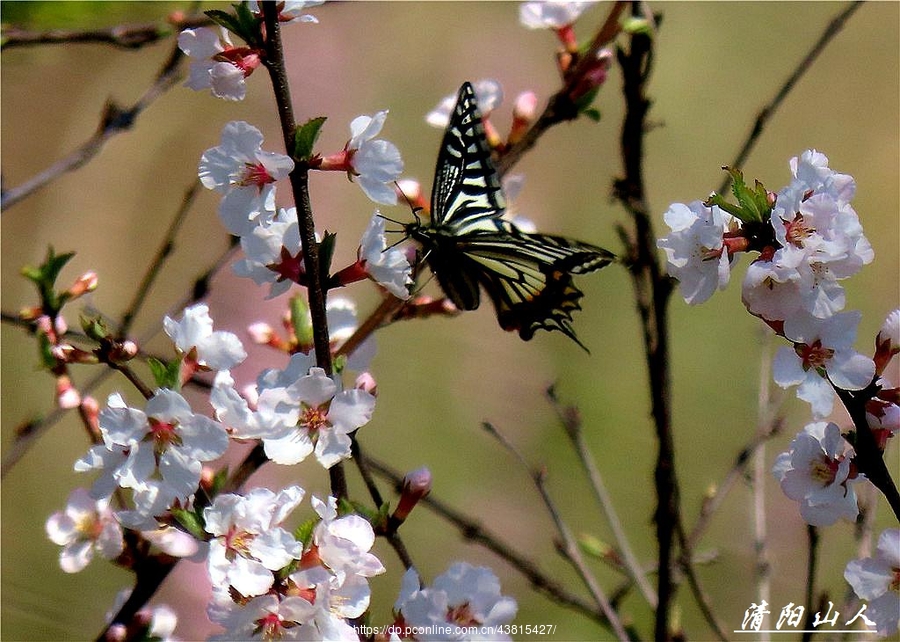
809, 455, 839, 486
797, 340, 834, 371
447, 602, 479, 627
148, 419, 182, 453
238, 162, 275, 189
299, 404, 329, 436
783, 213, 813, 248
253, 611, 287, 640
266, 246, 306, 285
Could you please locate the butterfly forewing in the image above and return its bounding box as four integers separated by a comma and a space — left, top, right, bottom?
430, 83, 506, 232
411, 81, 615, 347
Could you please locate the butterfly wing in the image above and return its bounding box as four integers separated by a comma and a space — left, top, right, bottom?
418, 81, 616, 347
429, 82, 506, 233
456, 226, 615, 345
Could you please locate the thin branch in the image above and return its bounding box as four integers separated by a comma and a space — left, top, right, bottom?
1, 40, 186, 210
752, 334, 773, 642
1, 14, 211, 50
545, 386, 658, 610
801, 525, 820, 640
120, 181, 201, 336
364, 453, 613, 628
716, 1, 864, 195
482, 421, 629, 640
496, 1, 628, 175
261, 0, 346, 503
612, 9, 681, 640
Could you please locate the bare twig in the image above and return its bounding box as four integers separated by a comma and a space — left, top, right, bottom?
545, 386, 658, 609
752, 334, 773, 642
481, 421, 629, 640
365, 453, 613, 627
119, 181, 201, 335
716, 1, 864, 195
1, 41, 186, 210
1, 15, 211, 50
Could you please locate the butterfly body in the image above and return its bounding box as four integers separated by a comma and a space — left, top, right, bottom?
407, 82, 614, 346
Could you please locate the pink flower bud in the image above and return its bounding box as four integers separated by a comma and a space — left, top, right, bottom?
392, 467, 432, 524
355, 372, 377, 395
67, 271, 98, 298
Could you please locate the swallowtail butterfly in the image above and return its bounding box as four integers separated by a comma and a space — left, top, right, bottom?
405, 82, 614, 348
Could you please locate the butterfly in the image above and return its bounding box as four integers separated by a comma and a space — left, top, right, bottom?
405, 81, 615, 349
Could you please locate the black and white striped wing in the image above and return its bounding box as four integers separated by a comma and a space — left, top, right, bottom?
429, 82, 505, 233
454, 228, 615, 345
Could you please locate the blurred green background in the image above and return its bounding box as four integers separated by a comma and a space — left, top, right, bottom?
2, 2, 898, 640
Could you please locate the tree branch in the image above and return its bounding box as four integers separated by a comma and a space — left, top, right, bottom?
1, 40, 186, 210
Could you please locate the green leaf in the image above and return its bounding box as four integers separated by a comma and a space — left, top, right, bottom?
80, 314, 110, 342
147, 355, 182, 390
38, 333, 56, 370
705, 166, 774, 223
204, 9, 242, 36
21, 246, 77, 316
170, 507, 207, 540
574, 87, 601, 118
293, 116, 327, 162
317, 232, 337, 283
294, 517, 317, 548
578, 533, 612, 559
581, 107, 602, 122
233, 1, 263, 47
622, 16, 653, 37
209, 467, 230, 496
337, 497, 356, 517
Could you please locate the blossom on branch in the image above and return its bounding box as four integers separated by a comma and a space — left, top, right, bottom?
204, 486, 306, 598
86, 390, 229, 529
657, 200, 738, 305
45, 488, 123, 573
233, 207, 306, 298
258, 366, 376, 468
393, 562, 518, 641
178, 28, 262, 101
164, 303, 247, 371
773, 311, 876, 417
772, 421, 862, 526
199, 121, 295, 235
333, 212, 412, 299
317, 111, 403, 205
843, 528, 900, 636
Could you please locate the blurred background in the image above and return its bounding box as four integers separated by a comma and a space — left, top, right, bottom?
2, 2, 898, 640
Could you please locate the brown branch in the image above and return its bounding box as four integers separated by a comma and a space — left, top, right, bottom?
1, 15, 212, 50
364, 453, 613, 627
611, 8, 681, 640
496, 1, 628, 176
481, 420, 629, 640
716, 1, 864, 195
119, 181, 201, 336
260, 2, 346, 503
1, 41, 186, 210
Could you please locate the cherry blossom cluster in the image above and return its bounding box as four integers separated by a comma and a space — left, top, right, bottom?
39, 3, 525, 638
658, 151, 899, 635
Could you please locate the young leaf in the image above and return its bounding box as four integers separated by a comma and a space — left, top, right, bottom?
170, 506, 207, 540
294, 517, 317, 548
293, 116, 327, 162
147, 355, 182, 390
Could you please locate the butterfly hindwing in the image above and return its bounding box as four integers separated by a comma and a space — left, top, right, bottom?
455, 227, 614, 344
408, 81, 615, 347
